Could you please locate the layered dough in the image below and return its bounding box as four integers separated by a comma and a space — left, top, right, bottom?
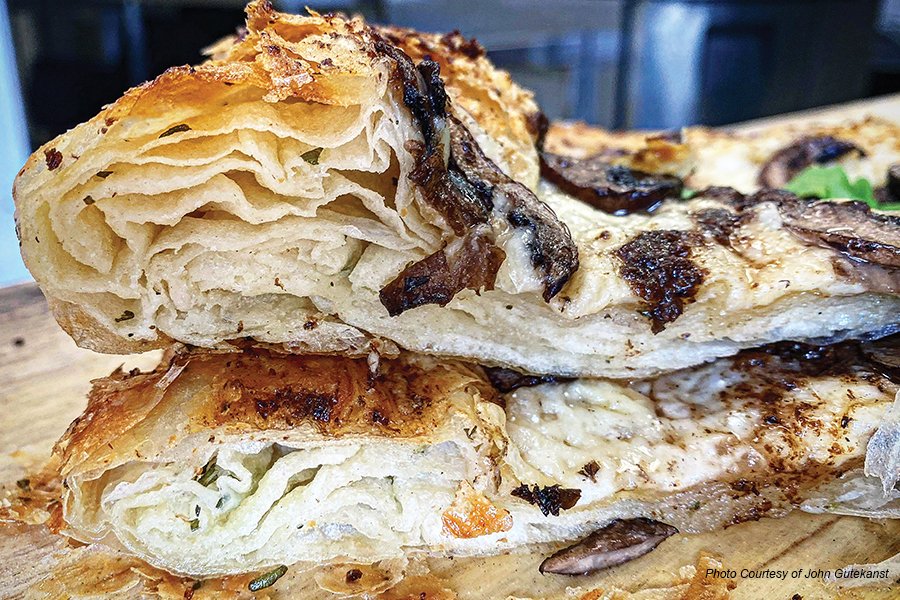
57, 344, 898, 577
13, 2, 900, 378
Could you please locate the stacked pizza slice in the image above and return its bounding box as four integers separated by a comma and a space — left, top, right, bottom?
13, 0, 899, 591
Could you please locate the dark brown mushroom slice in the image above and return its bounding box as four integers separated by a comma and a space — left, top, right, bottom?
874, 163, 900, 205
776, 197, 900, 268
860, 334, 900, 383
757, 135, 866, 189
379, 228, 505, 316
374, 37, 579, 315
483, 366, 572, 393
540, 152, 683, 216
539, 518, 678, 576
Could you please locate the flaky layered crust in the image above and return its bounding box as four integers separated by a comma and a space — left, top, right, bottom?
57, 343, 898, 577
15, 1, 900, 376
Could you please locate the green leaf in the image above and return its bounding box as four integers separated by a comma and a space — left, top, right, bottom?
680, 187, 697, 200
785, 165, 875, 204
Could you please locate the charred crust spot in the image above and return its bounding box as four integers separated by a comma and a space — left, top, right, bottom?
371, 409, 389, 425
511, 483, 581, 516
345, 569, 363, 583
44, 148, 63, 170
438, 30, 485, 59
730, 479, 760, 495
483, 366, 572, 393
254, 388, 337, 423
692, 208, 741, 246
758, 136, 866, 189
303, 319, 317, 330
541, 152, 682, 216
616, 230, 705, 333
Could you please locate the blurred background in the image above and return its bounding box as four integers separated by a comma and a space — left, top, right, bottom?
1, 0, 899, 285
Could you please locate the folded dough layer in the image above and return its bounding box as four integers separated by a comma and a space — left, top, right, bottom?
57, 342, 898, 577
15, 2, 900, 377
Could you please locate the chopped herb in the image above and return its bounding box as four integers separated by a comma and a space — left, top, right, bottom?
159, 123, 192, 138
82, 196, 95, 206
216, 497, 225, 509
785, 165, 884, 206
248, 565, 288, 592
690, 500, 702, 511
463, 426, 477, 440
680, 187, 697, 200
189, 518, 199, 531
300, 147, 323, 165
114, 310, 135, 323
195, 456, 219, 487
96, 170, 113, 178
195, 505, 201, 517
16, 478, 30, 491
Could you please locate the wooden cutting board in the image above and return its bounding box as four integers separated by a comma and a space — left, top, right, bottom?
2, 95, 900, 599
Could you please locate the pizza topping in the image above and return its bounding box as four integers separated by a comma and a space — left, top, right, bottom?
874, 163, 900, 209
380, 227, 505, 316
785, 165, 878, 205
511, 483, 581, 516
483, 366, 572, 393
776, 196, 900, 268
375, 38, 578, 315
540, 152, 683, 215
539, 518, 678, 576
758, 135, 865, 189
616, 230, 705, 333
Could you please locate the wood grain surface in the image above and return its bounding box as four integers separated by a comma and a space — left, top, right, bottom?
2, 96, 900, 599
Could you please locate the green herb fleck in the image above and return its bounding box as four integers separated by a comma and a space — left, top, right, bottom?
159, 123, 192, 138
216, 497, 225, 509
195, 456, 219, 487
680, 187, 697, 200
785, 166, 880, 205
300, 147, 323, 165
115, 310, 135, 323
189, 518, 199, 531
248, 565, 288, 592
690, 500, 702, 511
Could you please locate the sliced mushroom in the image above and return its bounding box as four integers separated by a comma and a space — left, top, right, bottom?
374, 38, 578, 315
758, 135, 865, 189
483, 366, 572, 393
875, 163, 900, 205
861, 335, 900, 383
540, 518, 678, 576
540, 152, 683, 216
776, 196, 900, 268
